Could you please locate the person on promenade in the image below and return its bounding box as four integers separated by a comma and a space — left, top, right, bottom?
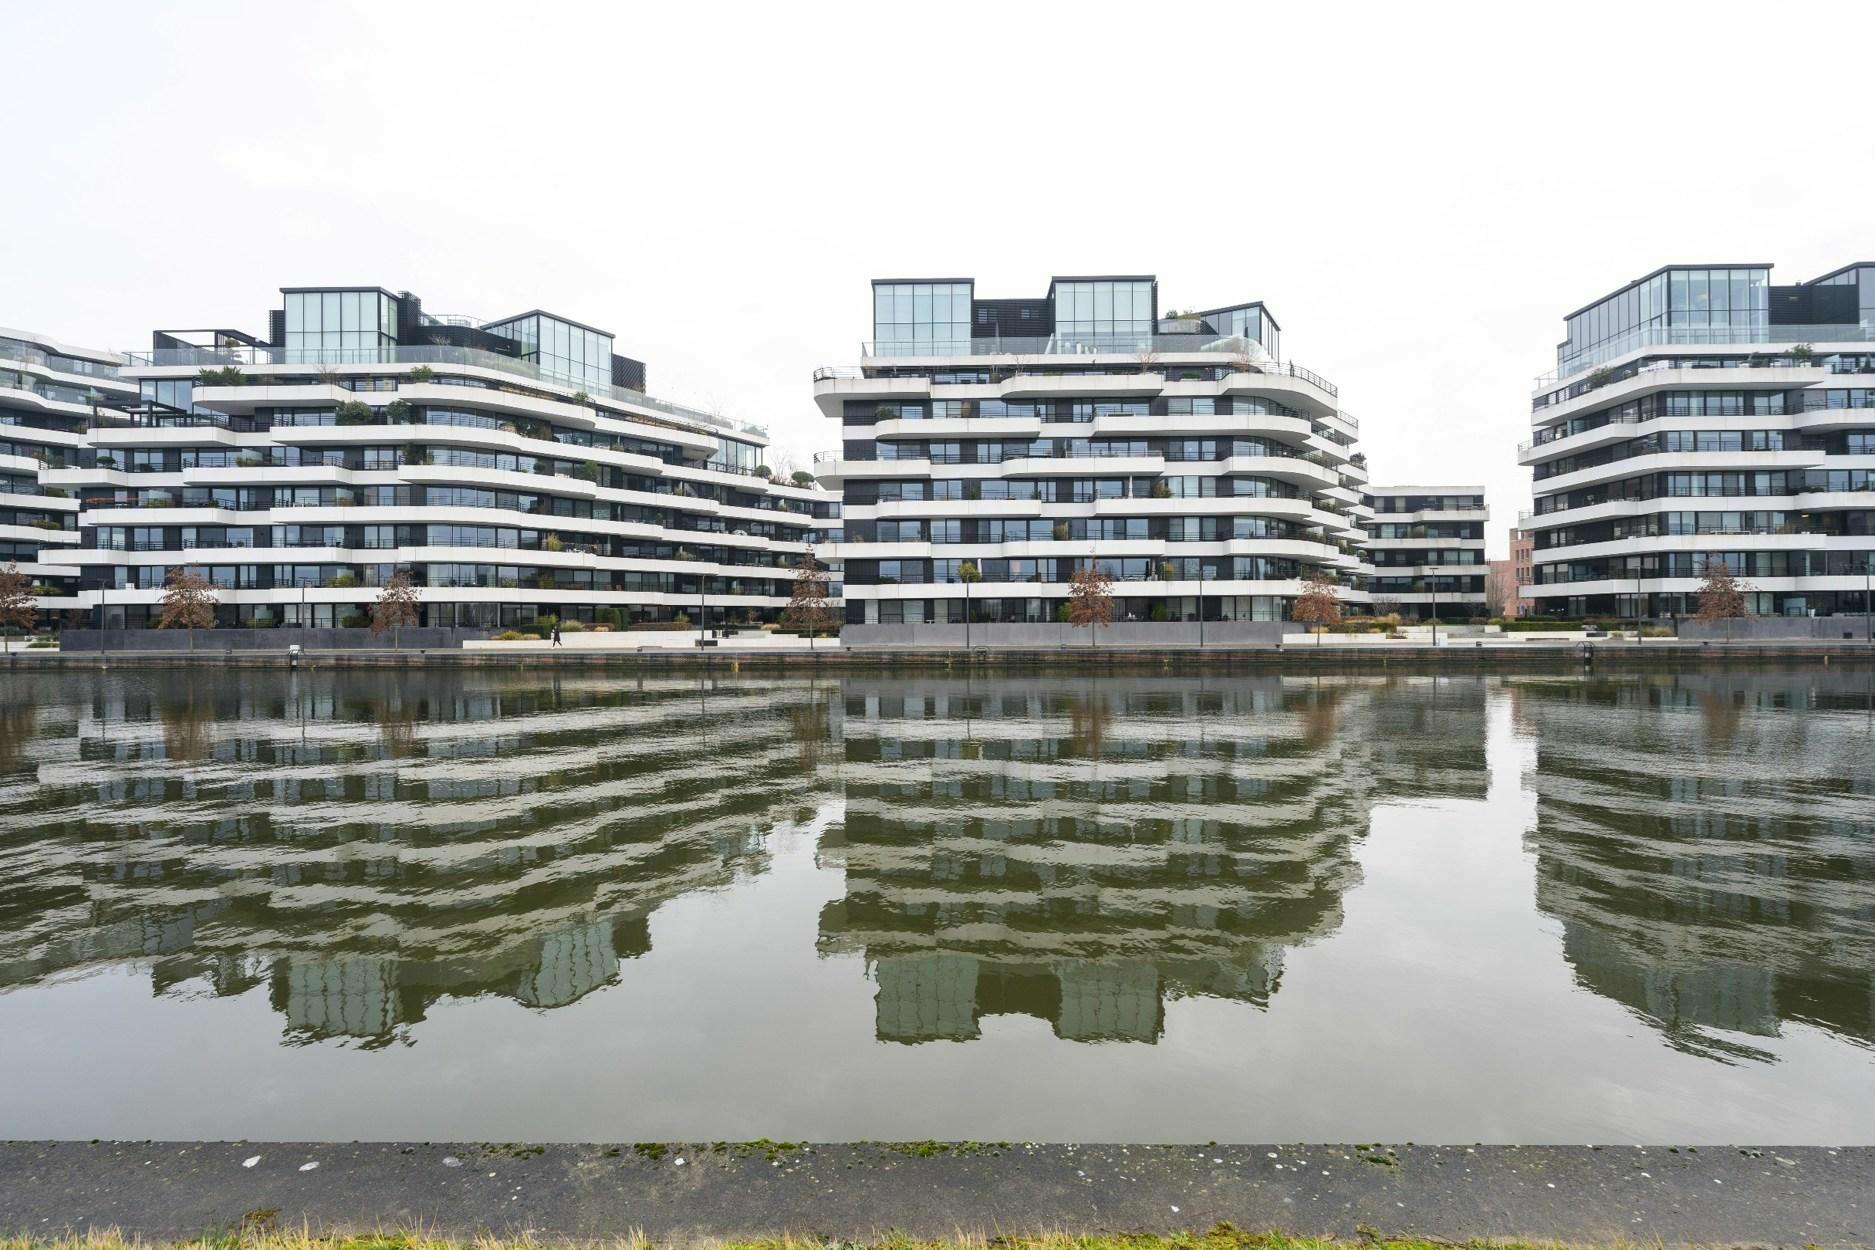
551, 623, 562, 647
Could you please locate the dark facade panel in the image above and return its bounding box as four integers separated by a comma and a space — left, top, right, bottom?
611, 354, 647, 391
1768, 283, 1858, 326
972, 298, 1052, 339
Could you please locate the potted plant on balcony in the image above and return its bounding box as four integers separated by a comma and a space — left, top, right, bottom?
407, 365, 435, 383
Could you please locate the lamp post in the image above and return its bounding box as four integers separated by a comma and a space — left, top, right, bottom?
1198, 564, 1208, 647
1633, 574, 1643, 646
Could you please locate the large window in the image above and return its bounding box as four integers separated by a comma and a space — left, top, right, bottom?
483, 313, 612, 389
284, 289, 399, 360
709, 436, 762, 474
872, 282, 972, 355
1205, 304, 1281, 360
1559, 268, 1768, 375
1052, 279, 1155, 346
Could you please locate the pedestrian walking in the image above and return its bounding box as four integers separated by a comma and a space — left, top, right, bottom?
551, 623, 562, 647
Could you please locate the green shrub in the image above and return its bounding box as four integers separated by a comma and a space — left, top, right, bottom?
28, 639, 56, 648
494, 629, 531, 641
339, 612, 370, 629
559, 618, 586, 633
407, 365, 435, 383
334, 400, 374, 425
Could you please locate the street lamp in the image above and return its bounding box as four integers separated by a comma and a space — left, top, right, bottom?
1864, 558, 1873, 646
1198, 563, 1212, 647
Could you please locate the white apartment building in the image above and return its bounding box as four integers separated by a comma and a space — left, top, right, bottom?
27, 286, 838, 631
0, 328, 137, 623
814, 275, 1370, 635
1362, 485, 1489, 619
1520, 262, 1875, 619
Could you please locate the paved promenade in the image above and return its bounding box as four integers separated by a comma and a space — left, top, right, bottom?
1, 1142, 1869, 1246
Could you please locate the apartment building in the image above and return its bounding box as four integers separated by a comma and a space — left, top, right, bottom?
813, 275, 1370, 636
1361, 485, 1489, 619
1520, 263, 1875, 619
0, 329, 137, 624
36, 286, 836, 630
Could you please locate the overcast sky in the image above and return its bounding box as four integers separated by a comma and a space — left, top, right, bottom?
5, 1, 1872, 558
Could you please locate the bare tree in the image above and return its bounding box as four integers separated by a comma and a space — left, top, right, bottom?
1694, 559, 1751, 643
157, 567, 217, 651
766, 446, 801, 482
371, 568, 421, 649
1292, 568, 1342, 645
1067, 563, 1115, 647
0, 561, 36, 638
781, 546, 838, 651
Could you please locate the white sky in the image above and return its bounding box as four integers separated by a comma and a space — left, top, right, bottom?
5, 1, 1873, 559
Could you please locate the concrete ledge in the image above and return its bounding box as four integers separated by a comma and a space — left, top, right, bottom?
8, 641, 1875, 671
0, 1142, 1868, 1246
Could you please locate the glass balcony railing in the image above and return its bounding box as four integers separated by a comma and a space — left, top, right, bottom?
120, 344, 769, 440
1536, 323, 1875, 392
855, 333, 1339, 399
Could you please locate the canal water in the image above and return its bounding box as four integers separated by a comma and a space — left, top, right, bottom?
0, 668, 1870, 1143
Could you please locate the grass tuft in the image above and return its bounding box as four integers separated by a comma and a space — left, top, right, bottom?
0, 1224, 1668, 1250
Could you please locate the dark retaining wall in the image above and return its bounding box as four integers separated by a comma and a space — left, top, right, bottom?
842, 621, 1288, 647
57, 627, 490, 652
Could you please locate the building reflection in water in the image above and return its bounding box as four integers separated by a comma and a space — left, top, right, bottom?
819, 676, 1486, 1043
0, 670, 840, 1046
1513, 670, 1875, 1060
11, 667, 1869, 1062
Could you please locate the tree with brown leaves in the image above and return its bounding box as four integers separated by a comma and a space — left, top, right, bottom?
1292, 568, 1342, 645
781, 546, 838, 652
1067, 563, 1115, 647
1694, 559, 1750, 643
0, 561, 37, 639
157, 567, 217, 651
371, 568, 421, 649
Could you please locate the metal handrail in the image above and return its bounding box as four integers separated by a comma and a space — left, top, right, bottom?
121, 344, 771, 440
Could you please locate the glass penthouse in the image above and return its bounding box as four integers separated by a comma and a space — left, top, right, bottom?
38, 286, 837, 630
1520, 262, 1875, 619
813, 274, 1370, 633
